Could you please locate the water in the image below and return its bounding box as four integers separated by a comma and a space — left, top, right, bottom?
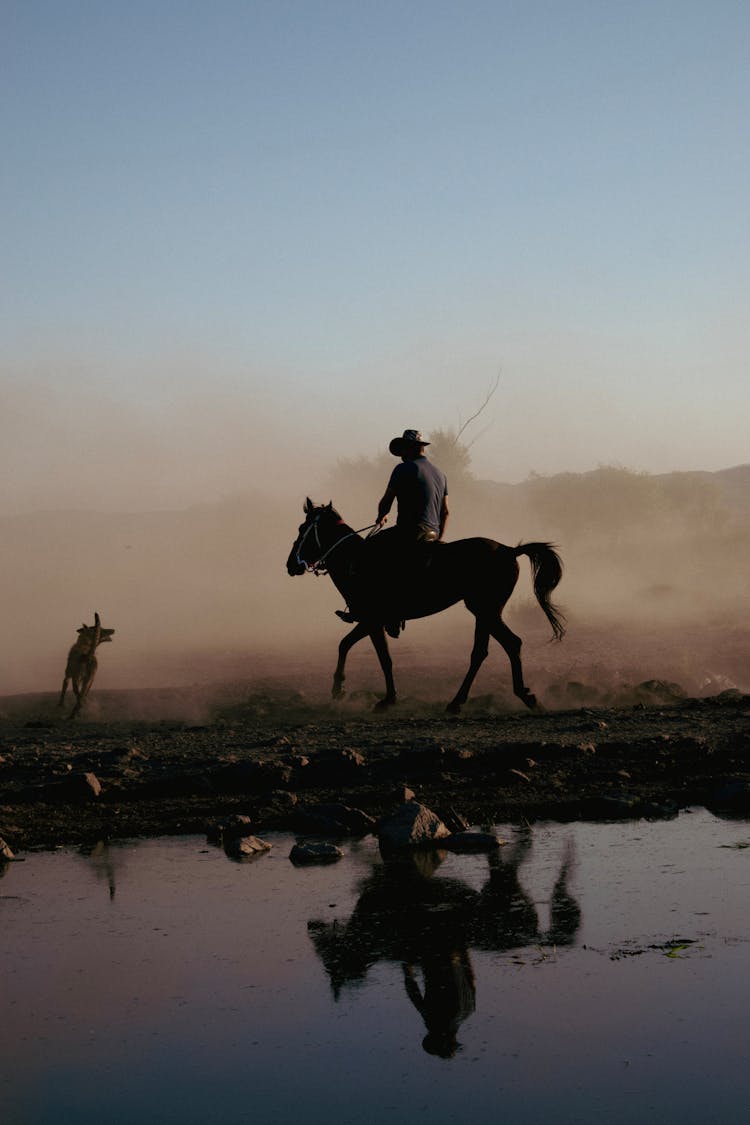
2, 810, 750, 1124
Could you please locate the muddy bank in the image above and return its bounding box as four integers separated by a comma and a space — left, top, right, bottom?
1, 681, 748, 853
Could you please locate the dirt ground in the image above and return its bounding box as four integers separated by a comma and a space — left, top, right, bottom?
1, 668, 749, 853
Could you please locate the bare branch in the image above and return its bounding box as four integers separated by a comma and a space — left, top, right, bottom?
464, 420, 494, 452
453, 371, 501, 446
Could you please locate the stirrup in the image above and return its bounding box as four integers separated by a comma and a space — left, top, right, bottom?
335, 609, 357, 623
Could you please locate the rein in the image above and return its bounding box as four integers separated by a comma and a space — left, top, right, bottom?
295, 517, 378, 575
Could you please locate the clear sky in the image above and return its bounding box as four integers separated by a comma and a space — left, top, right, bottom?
2, 0, 748, 512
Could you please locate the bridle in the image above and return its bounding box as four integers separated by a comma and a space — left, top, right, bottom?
293, 514, 377, 575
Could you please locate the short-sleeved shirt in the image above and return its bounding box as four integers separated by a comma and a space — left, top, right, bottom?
388, 456, 448, 533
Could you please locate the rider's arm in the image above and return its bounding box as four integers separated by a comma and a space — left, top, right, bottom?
376, 486, 396, 526
438, 495, 449, 540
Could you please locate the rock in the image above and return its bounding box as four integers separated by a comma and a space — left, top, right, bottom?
289, 842, 344, 865
56, 771, 102, 802
437, 806, 470, 833
340, 748, 366, 768
206, 814, 253, 844
712, 689, 746, 706
630, 680, 688, 706
211, 759, 292, 793
441, 831, 503, 853
377, 802, 450, 853
307, 748, 367, 780
224, 835, 272, 859
294, 802, 375, 837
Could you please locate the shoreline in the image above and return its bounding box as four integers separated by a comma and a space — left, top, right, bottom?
1, 687, 749, 853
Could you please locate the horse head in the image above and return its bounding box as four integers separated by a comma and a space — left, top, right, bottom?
286, 499, 341, 576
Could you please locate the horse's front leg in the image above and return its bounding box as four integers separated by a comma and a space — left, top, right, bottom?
369, 626, 397, 710
333, 621, 370, 698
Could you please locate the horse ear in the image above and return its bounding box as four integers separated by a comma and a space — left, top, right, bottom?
304, 497, 313, 513
326, 501, 333, 510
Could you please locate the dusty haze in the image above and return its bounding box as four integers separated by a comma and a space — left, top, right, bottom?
4, 6, 749, 718
1, 446, 747, 711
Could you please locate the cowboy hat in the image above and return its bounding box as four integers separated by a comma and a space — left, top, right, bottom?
389, 429, 430, 456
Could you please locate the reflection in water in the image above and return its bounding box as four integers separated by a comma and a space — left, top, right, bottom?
403, 951, 476, 1058
4, 816, 750, 1122
78, 840, 121, 899
308, 829, 581, 1057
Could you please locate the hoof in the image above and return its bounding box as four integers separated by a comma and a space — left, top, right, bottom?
373, 697, 396, 712
445, 699, 462, 715
520, 691, 537, 710
332, 685, 345, 700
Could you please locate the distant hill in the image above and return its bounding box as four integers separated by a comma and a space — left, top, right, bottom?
476, 463, 750, 517
669, 464, 750, 516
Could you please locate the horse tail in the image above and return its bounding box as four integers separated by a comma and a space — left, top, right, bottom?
515, 543, 566, 641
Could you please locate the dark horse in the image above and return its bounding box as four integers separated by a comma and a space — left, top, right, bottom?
287, 499, 565, 713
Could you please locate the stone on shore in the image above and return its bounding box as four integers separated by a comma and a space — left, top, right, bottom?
51, 771, 102, 802
294, 802, 376, 837
210, 758, 293, 794
224, 834, 272, 859
206, 814, 253, 845
289, 842, 344, 865
377, 801, 450, 853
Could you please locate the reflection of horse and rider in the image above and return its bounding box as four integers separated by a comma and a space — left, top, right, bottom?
307, 831, 581, 1058
336, 429, 449, 637
287, 426, 565, 711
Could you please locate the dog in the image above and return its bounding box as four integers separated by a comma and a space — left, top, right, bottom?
59, 613, 115, 718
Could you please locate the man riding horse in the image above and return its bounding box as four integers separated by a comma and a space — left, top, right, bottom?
378, 428, 449, 545
336, 429, 449, 635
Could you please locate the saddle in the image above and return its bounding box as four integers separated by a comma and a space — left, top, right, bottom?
336, 527, 443, 636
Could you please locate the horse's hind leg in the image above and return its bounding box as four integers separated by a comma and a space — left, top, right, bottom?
447, 619, 490, 714
59, 676, 69, 708
369, 627, 397, 710
489, 618, 538, 710
333, 621, 370, 698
